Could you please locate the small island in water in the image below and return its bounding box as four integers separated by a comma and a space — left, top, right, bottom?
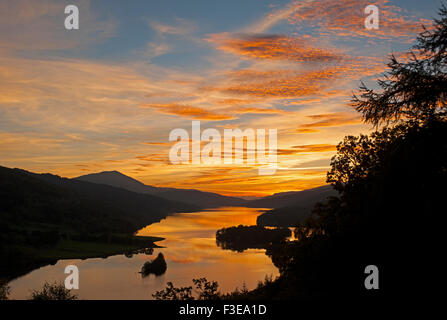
216, 225, 291, 252
140, 253, 168, 277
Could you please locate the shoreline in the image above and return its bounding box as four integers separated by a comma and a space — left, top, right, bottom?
2, 236, 165, 282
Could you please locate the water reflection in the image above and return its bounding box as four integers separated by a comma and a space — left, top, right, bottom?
8, 207, 277, 300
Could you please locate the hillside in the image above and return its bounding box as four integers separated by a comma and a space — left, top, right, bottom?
254, 186, 338, 227
0, 166, 199, 234
248, 185, 336, 209
75, 171, 246, 208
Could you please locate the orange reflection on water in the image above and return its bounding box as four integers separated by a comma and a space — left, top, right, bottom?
136, 207, 277, 292
137, 207, 267, 237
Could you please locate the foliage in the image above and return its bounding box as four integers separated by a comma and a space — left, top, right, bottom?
30, 282, 78, 300
153, 278, 220, 300
0, 279, 10, 300
152, 275, 281, 300
152, 282, 194, 300
192, 278, 220, 300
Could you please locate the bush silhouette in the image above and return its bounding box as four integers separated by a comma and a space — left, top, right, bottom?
30, 282, 78, 300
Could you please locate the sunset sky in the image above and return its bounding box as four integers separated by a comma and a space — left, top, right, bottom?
0, 0, 440, 196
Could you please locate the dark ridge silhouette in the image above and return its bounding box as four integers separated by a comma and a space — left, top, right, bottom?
75, 171, 247, 208
252, 186, 337, 227
257, 206, 315, 227
247, 185, 336, 209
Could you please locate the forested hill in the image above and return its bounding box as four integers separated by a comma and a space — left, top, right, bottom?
251, 186, 337, 227
0, 166, 199, 235
75, 171, 246, 208
247, 185, 336, 209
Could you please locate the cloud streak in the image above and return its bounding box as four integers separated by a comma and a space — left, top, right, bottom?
215, 68, 342, 98
296, 113, 362, 133
140, 103, 235, 120
208, 33, 342, 62
288, 0, 431, 40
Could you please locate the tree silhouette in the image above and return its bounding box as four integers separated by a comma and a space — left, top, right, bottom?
30, 282, 78, 300
0, 280, 10, 300
152, 282, 194, 300
352, 5, 447, 126
238, 5, 447, 299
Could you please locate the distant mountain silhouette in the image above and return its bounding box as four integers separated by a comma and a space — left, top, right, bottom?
75, 171, 162, 193
253, 186, 338, 227
75, 171, 247, 208
247, 185, 336, 209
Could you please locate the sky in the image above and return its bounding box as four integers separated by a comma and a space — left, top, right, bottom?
0, 0, 442, 196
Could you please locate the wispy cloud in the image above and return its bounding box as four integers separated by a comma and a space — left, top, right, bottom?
230, 106, 286, 115
208, 33, 342, 62
213, 68, 343, 98
245, 0, 314, 33
288, 0, 430, 40
140, 103, 235, 120
296, 112, 362, 133
145, 18, 198, 59
149, 18, 197, 36
291, 144, 337, 152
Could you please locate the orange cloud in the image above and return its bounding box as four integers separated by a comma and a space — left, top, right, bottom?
140, 103, 235, 121
230, 107, 286, 114
275, 144, 337, 156
295, 128, 320, 134
209, 33, 342, 62
160, 166, 329, 197
296, 113, 362, 132
216, 98, 258, 106
141, 142, 172, 146
307, 113, 362, 126
206, 54, 384, 100
288, 0, 430, 40
135, 154, 171, 164
291, 144, 337, 153
288, 89, 351, 106
218, 68, 341, 98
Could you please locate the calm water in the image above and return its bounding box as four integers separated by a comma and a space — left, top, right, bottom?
8, 207, 278, 300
